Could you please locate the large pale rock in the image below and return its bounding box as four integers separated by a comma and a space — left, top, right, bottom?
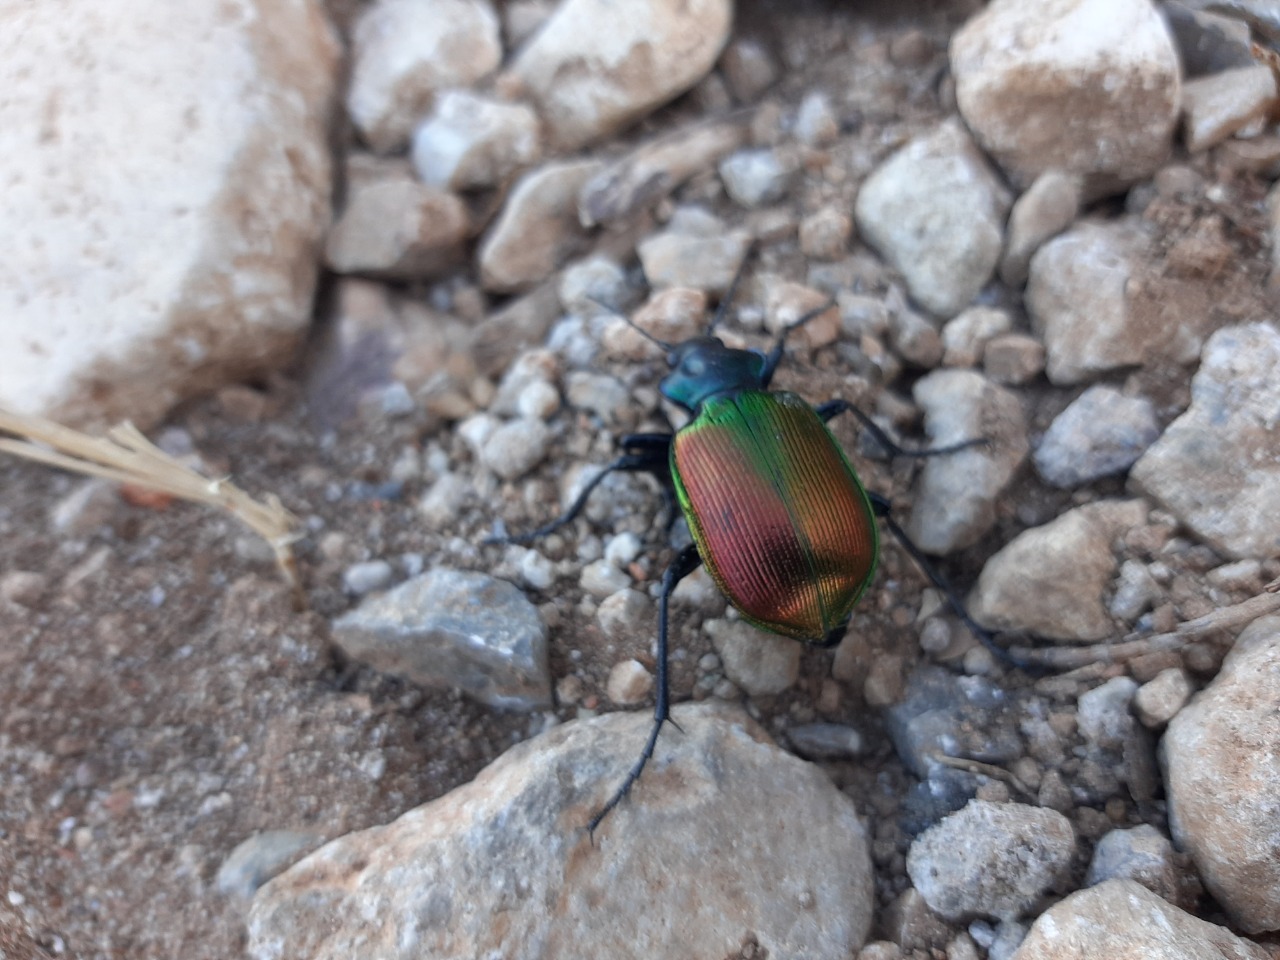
247, 703, 875, 960
1026, 218, 1209, 385
1163, 615, 1280, 935
970, 500, 1149, 642
1130, 324, 1280, 560
1011, 880, 1270, 960
506, 0, 732, 151
854, 120, 1010, 318
0, 0, 338, 430
346, 0, 501, 153
950, 0, 1181, 196
478, 159, 604, 293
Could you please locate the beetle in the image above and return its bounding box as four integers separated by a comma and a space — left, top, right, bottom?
493, 269, 1014, 832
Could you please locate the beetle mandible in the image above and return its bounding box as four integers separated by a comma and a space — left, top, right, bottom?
493, 264, 1014, 832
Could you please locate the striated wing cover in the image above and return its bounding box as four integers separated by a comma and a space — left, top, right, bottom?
671, 391, 878, 641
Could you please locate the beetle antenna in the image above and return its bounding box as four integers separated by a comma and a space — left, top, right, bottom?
705, 241, 756, 336
588, 297, 673, 351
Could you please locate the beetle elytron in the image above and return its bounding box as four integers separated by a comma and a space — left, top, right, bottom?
494, 264, 1013, 832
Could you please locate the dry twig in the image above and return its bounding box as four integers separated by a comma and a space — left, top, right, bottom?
0, 406, 303, 606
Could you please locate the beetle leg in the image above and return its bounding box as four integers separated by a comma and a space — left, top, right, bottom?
815, 399, 988, 460
589, 542, 702, 835
866, 492, 1026, 668
486, 441, 670, 545
760, 299, 839, 386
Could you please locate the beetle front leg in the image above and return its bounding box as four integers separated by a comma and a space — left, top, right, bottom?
866, 491, 1026, 669
815, 399, 988, 460
588, 542, 702, 835
486, 434, 671, 545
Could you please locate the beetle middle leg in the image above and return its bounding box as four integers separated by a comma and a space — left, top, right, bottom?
816, 399, 986, 460
589, 542, 702, 835
487, 433, 672, 545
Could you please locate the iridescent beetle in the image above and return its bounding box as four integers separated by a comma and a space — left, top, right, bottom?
495, 268, 1013, 831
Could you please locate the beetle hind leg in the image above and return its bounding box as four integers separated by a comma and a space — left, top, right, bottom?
486, 434, 671, 545
815, 399, 987, 460
588, 543, 702, 835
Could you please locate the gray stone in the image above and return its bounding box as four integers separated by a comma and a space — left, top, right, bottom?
970, 500, 1148, 642
1086, 825, 1201, 911
637, 222, 752, 295
565, 371, 631, 425
1077, 676, 1139, 750
342, 560, 394, 596
906, 799, 1075, 921
719, 37, 779, 102
907, 370, 1029, 554
1164, 615, 1280, 934
505, 0, 732, 151
1182, 65, 1278, 153
786, 723, 865, 761
1012, 880, 1269, 960
246, 703, 874, 959
999, 170, 1082, 287
1164, 2, 1255, 78
942, 307, 1012, 368
480, 418, 553, 480
410, 90, 540, 191
950, 0, 1180, 195
558, 256, 629, 315
580, 559, 632, 599
704, 618, 800, 697
1130, 323, 1280, 559
982, 334, 1045, 386
854, 120, 1010, 317
719, 148, 794, 208
1134, 669, 1193, 729
1034, 385, 1161, 488
331, 568, 551, 710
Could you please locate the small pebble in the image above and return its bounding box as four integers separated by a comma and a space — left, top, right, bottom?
0, 570, 48, 607
719, 148, 794, 208
596, 588, 650, 639
1133, 668, 1193, 729
606, 658, 654, 705
580, 559, 632, 599
343, 560, 394, 596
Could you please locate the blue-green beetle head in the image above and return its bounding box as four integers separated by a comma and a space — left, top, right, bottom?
660, 337, 767, 411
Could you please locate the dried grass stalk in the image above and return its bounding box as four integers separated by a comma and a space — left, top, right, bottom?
0, 406, 302, 606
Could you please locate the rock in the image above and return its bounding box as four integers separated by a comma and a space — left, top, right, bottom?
983, 334, 1045, 386
1182, 65, 1278, 153
324, 165, 469, 280
637, 216, 752, 295
480, 418, 553, 480
970, 500, 1148, 642
0, 0, 337, 429
1085, 825, 1201, 911
1011, 880, 1269, 960
799, 208, 854, 261
606, 659, 653, 704
597, 589, 650, 642
1163, 614, 1280, 934
0, 571, 48, 608
950, 0, 1180, 196
602, 288, 708, 361
794, 91, 839, 147
888, 306, 944, 369
577, 120, 747, 228
786, 723, 865, 761
246, 703, 874, 959
558, 256, 629, 315
907, 370, 1029, 554
883, 888, 953, 954
489, 349, 560, 418
763, 282, 840, 348
942, 307, 1012, 368
580, 559, 632, 600
854, 120, 1010, 317
217, 831, 324, 900
1027, 218, 1200, 385
342, 560, 394, 596
505, 0, 732, 151
1163, 2, 1255, 78
906, 799, 1075, 921
999, 170, 1082, 287
478, 159, 604, 293
704, 618, 801, 697
1130, 323, 1280, 559
346, 0, 501, 153
331, 569, 551, 710
719, 37, 780, 102
410, 90, 541, 191
719, 148, 794, 208
1108, 559, 1162, 623
1077, 676, 1138, 751
565, 371, 631, 425
1033, 385, 1161, 488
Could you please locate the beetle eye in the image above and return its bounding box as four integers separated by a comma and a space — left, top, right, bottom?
683, 356, 705, 376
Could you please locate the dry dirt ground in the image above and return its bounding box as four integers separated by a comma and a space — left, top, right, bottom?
3, 1, 1280, 958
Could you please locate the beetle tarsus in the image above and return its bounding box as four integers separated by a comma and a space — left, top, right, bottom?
589, 543, 701, 835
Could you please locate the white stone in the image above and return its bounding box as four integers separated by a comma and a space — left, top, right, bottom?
505, 0, 732, 150
950, 0, 1180, 195
346, 0, 501, 153
0, 0, 337, 429
411, 90, 541, 191
1182, 64, 1278, 153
